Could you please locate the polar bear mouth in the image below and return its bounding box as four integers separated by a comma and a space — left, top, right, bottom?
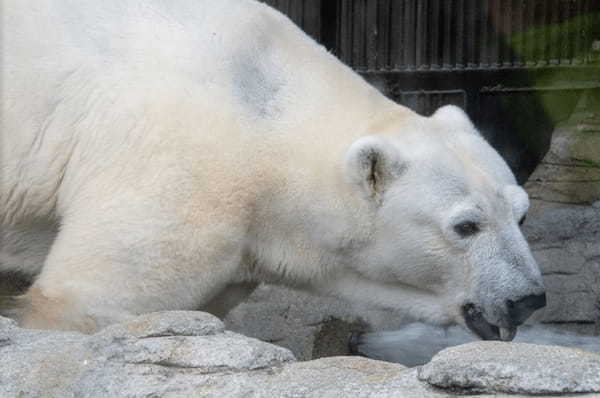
462, 303, 517, 342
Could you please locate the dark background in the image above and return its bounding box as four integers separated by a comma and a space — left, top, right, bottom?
261, 0, 600, 183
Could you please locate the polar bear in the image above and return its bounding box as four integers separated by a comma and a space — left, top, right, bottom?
1, 0, 545, 338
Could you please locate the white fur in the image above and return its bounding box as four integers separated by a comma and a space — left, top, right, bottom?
1, 0, 543, 332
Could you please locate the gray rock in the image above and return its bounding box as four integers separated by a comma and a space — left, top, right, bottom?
0, 324, 91, 398
0, 312, 294, 398
98, 310, 225, 338
524, 99, 600, 206
5, 312, 600, 397
542, 274, 591, 293
536, 291, 599, 323
96, 357, 449, 398
114, 331, 295, 372
419, 341, 600, 395
182, 357, 413, 398
0, 313, 467, 398
532, 247, 587, 275
523, 204, 600, 244
518, 202, 600, 329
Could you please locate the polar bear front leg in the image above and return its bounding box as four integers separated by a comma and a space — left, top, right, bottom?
18, 207, 247, 333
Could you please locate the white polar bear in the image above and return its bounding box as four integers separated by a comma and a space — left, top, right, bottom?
1, 0, 545, 337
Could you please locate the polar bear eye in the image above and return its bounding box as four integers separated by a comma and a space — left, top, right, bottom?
454, 221, 480, 237
518, 214, 527, 226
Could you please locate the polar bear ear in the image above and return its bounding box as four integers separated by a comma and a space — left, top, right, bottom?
345, 136, 406, 202
432, 105, 478, 135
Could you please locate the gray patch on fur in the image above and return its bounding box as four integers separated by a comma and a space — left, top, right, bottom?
232, 50, 284, 119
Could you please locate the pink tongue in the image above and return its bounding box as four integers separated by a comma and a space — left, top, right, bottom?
499, 327, 517, 341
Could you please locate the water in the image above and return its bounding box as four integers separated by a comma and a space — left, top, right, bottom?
355, 323, 600, 367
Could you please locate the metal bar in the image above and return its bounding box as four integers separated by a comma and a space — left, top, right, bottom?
574, 0, 584, 64
549, 0, 559, 65
523, 0, 535, 66
502, 0, 512, 67
350, 0, 364, 69
338, 0, 351, 64
466, 0, 478, 68
365, 0, 377, 70
560, 0, 568, 65
513, 0, 523, 66
443, 0, 453, 68
389, 0, 404, 70
480, 0, 490, 67
456, 0, 465, 68
303, 0, 320, 41
538, 0, 548, 66
375, 0, 388, 70
490, 0, 501, 67
416, 0, 428, 69
404, 0, 417, 70
429, 0, 441, 69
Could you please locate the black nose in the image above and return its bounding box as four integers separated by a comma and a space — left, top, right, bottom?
506, 293, 547, 326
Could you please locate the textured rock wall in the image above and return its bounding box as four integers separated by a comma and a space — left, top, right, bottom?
524, 203, 600, 334
523, 92, 600, 333
525, 91, 600, 206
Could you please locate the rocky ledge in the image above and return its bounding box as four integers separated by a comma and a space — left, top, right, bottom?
2, 311, 599, 398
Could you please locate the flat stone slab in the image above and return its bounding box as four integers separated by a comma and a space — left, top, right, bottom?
418, 341, 600, 395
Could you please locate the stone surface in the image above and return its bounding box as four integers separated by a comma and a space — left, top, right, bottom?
99, 310, 225, 338
0, 312, 294, 398
522, 203, 600, 330
517, 95, 600, 332
525, 92, 600, 206
6, 312, 600, 397
419, 341, 600, 395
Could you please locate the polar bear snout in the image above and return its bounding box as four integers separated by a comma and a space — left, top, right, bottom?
463, 289, 546, 341
506, 292, 547, 326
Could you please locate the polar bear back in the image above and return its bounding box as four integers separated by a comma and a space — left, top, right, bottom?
1, 0, 402, 226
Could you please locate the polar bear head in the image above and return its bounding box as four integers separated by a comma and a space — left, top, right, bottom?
337, 105, 545, 341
